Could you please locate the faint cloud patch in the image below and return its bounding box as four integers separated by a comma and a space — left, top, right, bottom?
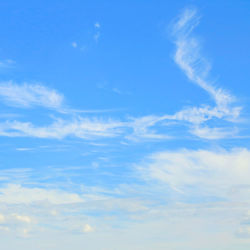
94, 21, 101, 42
16, 148, 33, 151
94, 31, 100, 42
82, 224, 95, 233
94, 22, 101, 29
0, 59, 15, 69
71, 42, 78, 48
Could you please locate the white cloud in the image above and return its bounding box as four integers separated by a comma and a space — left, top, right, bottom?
0, 117, 124, 139
82, 224, 95, 233
0, 201, 247, 250
12, 214, 32, 223
172, 8, 232, 107
128, 115, 171, 141
168, 105, 241, 124
139, 148, 250, 200
0, 184, 84, 204
16, 147, 33, 151
0, 82, 64, 110
163, 7, 242, 137
0, 8, 243, 143
190, 125, 238, 139
121, 8, 243, 141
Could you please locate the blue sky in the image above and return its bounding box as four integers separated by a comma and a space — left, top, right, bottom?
0, 0, 250, 249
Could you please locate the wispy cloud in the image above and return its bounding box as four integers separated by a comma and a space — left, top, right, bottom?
0, 59, 15, 69
94, 31, 100, 42
94, 21, 101, 42
190, 125, 238, 139
0, 82, 64, 110
71, 42, 78, 48
16, 147, 34, 151
172, 9, 229, 105
127, 115, 171, 141
0, 8, 243, 142
94, 22, 100, 29
170, 8, 241, 122
127, 8, 242, 140
0, 117, 125, 139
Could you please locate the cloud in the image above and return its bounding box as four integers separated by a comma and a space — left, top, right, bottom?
94, 22, 100, 29
190, 125, 238, 139
169, 105, 241, 124
94, 22, 101, 42
82, 224, 95, 233
16, 147, 34, 151
0, 159, 249, 248
0, 184, 84, 204
94, 32, 100, 42
12, 214, 32, 223
170, 8, 241, 123
115, 8, 243, 141
0, 59, 15, 69
172, 8, 230, 106
0, 8, 243, 143
139, 148, 250, 200
0, 214, 5, 223
128, 115, 171, 141
0, 117, 125, 139
112, 88, 122, 95
0, 82, 64, 110
71, 42, 78, 48
0, 200, 247, 249
126, 7, 242, 140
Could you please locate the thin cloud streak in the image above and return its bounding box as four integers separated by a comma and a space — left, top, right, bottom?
0, 82, 64, 110
170, 8, 241, 123
0, 59, 15, 69
172, 8, 231, 107
0, 117, 125, 139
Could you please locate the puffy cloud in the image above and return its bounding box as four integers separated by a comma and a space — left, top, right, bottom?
139, 148, 250, 199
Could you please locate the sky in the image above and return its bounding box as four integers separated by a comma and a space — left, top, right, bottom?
0, 0, 250, 249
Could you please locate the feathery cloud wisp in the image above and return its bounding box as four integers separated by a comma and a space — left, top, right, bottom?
0, 82, 64, 110
0, 117, 125, 139
172, 8, 232, 107
0, 59, 15, 69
